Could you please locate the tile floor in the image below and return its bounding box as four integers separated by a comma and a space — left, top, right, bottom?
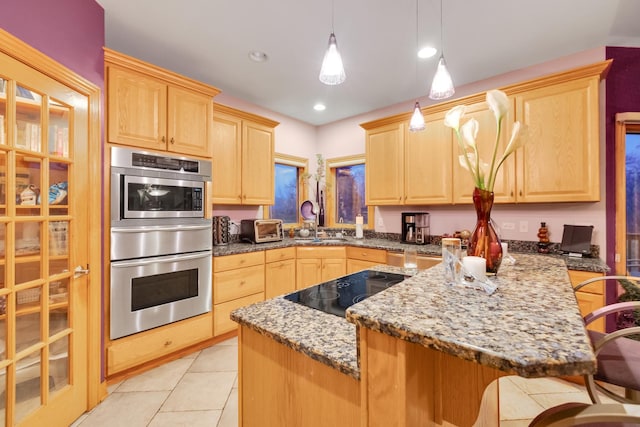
70, 336, 601, 427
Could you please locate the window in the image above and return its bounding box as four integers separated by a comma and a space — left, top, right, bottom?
326, 155, 373, 228
269, 153, 308, 225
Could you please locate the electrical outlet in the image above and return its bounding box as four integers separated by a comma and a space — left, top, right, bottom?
502, 222, 515, 231
519, 221, 528, 233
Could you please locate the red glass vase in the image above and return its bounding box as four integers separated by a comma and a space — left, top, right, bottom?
468, 187, 503, 275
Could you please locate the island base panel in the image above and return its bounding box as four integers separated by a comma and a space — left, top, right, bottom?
238, 326, 360, 427
360, 328, 502, 427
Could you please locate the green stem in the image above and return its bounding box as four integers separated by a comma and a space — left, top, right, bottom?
487, 117, 503, 191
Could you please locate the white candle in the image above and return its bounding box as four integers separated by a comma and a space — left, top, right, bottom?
462, 256, 487, 281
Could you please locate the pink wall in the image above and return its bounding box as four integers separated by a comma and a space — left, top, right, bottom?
0, 0, 105, 89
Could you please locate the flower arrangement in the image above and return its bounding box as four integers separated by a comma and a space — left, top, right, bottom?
444, 89, 523, 192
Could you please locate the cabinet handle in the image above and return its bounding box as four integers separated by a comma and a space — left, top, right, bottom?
161, 136, 166, 143
519, 190, 523, 197
170, 137, 175, 144
240, 280, 245, 285
511, 191, 514, 197
164, 340, 172, 347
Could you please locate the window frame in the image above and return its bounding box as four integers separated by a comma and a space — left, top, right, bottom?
326, 154, 374, 229
266, 153, 308, 225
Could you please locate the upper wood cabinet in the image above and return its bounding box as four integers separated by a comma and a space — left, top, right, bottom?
362, 60, 611, 206
212, 103, 279, 205
104, 48, 220, 158
364, 111, 454, 205
514, 76, 601, 202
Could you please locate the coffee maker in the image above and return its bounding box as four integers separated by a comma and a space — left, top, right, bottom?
402, 212, 430, 244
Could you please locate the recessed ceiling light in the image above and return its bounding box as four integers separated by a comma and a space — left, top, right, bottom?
418, 46, 437, 59
313, 103, 326, 111
248, 51, 268, 62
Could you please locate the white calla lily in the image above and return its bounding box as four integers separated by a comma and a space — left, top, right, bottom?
447, 89, 524, 192
486, 89, 509, 122
444, 105, 465, 130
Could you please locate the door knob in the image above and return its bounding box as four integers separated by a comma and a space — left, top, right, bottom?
74, 265, 90, 278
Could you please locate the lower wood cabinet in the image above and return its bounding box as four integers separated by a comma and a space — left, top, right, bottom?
107, 313, 213, 376
346, 247, 387, 273
568, 270, 605, 332
386, 251, 442, 270
213, 251, 265, 336
265, 247, 296, 299
296, 247, 346, 289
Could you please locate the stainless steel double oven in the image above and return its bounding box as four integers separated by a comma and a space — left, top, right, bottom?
110, 146, 212, 340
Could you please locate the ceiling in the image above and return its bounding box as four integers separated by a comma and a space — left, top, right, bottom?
96, 0, 640, 126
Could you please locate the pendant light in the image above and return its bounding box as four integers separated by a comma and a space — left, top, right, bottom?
319, 0, 346, 85
429, 0, 455, 100
409, 0, 425, 132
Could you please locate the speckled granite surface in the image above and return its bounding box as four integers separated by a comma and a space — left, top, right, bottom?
347, 254, 597, 378
214, 237, 609, 273
231, 257, 596, 380
230, 265, 413, 380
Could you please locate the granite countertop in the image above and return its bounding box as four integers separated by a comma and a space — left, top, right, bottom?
214, 237, 609, 273
231, 256, 596, 380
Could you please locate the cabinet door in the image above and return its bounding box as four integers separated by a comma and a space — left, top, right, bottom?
322, 258, 346, 282
167, 86, 212, 157
515, 77, 600, 202
107, 66, 167, 150
405, 113, 453, 204
366, 123, 404, 205
452, 100, 516, 204
296, 258, 321, 289
212, 112, 243, 203
347, 259, 379, 274
266, 259, 296, 299
242, 120, 274, 205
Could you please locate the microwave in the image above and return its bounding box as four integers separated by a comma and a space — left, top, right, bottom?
240, 219, 283, 243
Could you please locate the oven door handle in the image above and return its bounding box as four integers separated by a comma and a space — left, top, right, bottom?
110, 250, 212, 268
111, 224, 212, 233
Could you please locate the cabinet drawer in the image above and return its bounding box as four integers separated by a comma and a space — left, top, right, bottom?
107, 313, 212, 375
568, 270, 604, 295
387, 252, 441, 270
346, 247, 387, 263
214, 292, 264, 336
214, 264, 265, 304
296, 246, 346, 259
214, 251, 264, 272
265, 247, 295, 263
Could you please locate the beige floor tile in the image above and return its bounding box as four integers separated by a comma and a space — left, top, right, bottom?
148, 410, 222, 427
69, 413, 88, 427
76, 391, 170, 427
217, 387, 238, 427
117, 358, 194, 392
181, 350, 201, 359
160, 372, 236, 412
505, 375, 585, 395
499, 377, 545, 420
500, 420, 532, 427
107, 380, 123, 394
189, 344, 238, 372
530, 391, 592, 410
218, 337, 238, 346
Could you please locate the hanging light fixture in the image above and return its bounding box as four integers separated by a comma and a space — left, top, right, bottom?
409, 0, 425, 132
429, 0, 455, 100
319, 0, 346, 85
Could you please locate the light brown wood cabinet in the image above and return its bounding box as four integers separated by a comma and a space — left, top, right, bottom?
212, 103, 278, 205
296, 247, 346, 289
386, 251, 442, 270
104, 48, 219, 157
346, 247, 387, 273
362, 60, 610, 206
568, 269, 605, 332
265, 247, 296, 299
213, 251, 265, 335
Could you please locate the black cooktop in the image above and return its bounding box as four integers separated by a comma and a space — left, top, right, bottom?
284, 270, 408, 317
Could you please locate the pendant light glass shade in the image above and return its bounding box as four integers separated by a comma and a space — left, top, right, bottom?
409, 102, 425, 132
319, 32, 346, 85
429, 55, 455, 100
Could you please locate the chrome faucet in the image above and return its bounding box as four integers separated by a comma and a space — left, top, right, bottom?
338, 217, 345, 236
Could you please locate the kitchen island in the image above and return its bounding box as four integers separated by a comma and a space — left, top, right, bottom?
231, 255, 596, 427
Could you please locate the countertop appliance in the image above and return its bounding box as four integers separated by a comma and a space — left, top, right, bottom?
213, 216, 231, 246
402, 212, 430, 244
284, 270, 408, 317
560, 224, 594, 257
109, 146, 213, 340
240, 219, 283, 243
